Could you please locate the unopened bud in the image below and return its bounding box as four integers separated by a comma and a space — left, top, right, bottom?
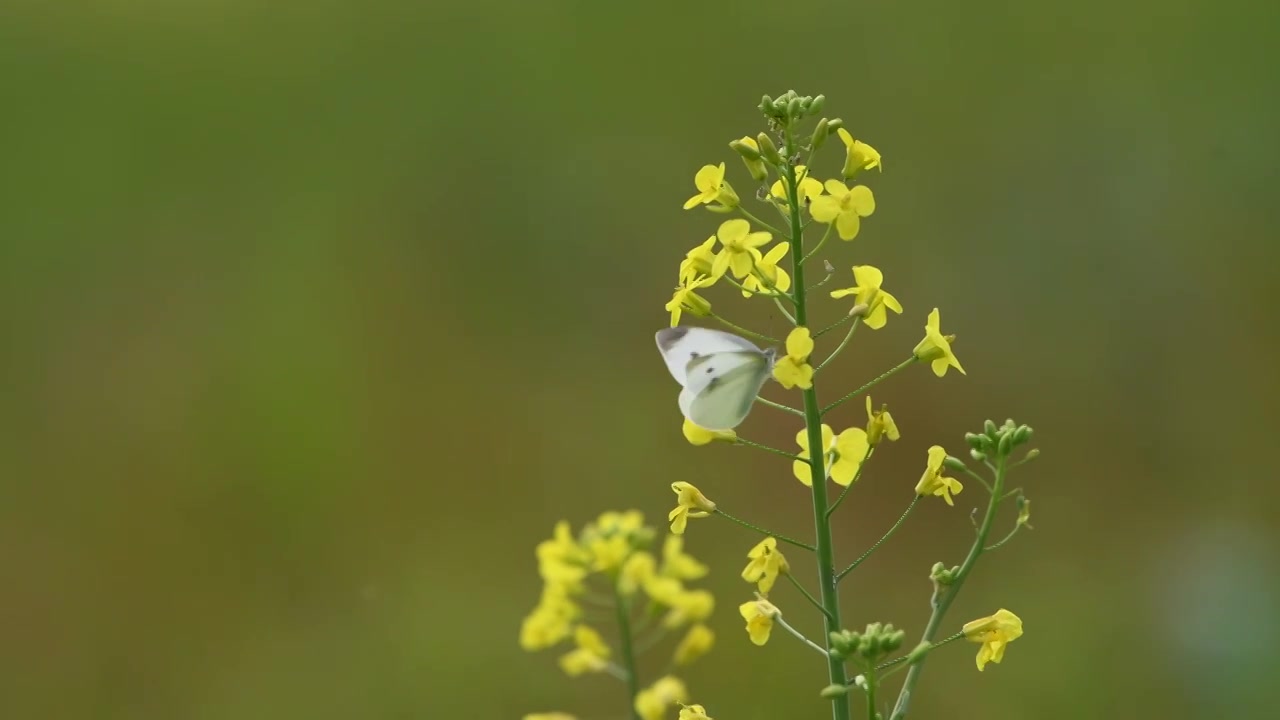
998, 431, 1013, 457
820, 684, 850, 699
983, 419, 999, 439
826, 118, 844, 133
1023, 448, 1040, 461
810, 94, 826, 114
810, 118, 829, 153
942, 455, 967, 472
1013, 425, 1033, 444
965, 432, 990, 450
756, 133, 782, 164
970, 449, 987, 462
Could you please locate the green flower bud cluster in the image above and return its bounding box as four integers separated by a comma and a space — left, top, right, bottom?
828, 622, 907, 663
964, 418, 1035, 462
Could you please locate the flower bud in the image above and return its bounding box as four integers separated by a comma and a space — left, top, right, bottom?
826, 118, 844, 133
942, 455, 967, 472
810, 94, 826, 114
998, 431, 1013, 457
1023, 448, 1040, 462
965, 432, 990, 451
787, 96, 802, 119
983, 419, 998, 439
969, 449, 987, 462
820, 684, 849, 699
730, 138, 769, 182
810, 118, 829, 153
756, 133, 783, 164
1013, 425, 1033, 445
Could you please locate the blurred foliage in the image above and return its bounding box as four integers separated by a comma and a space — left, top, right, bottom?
1, 1, 1278, 719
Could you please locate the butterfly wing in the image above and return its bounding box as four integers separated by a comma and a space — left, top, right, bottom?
679, 351, 773, 431
655, 327, 764, 387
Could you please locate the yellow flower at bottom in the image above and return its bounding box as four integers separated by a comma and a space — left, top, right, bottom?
911, 308, 965, 377
738, 597, 780, 646
772, 327, 814, 389
635, 676, 689, 720
915, 445, 963, 505
770, 165, 824, 206
682, 417, 737, 446
524, 714, 577, 720
673, 623, 715, 666
963, 608, 1023, 671
668, 482, 717, 534
679, 704, 714, 720
741, 537, 789, 594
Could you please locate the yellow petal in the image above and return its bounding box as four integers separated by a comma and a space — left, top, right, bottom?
823, 179, 849, 196
808, 195, 841, 223
848, 185, 876, 215
717, 218, 749, 244
835, 210, 861, 240
785, 327, 814, 361
836, 127, 854, 148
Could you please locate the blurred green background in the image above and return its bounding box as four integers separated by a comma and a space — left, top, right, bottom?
3, 1, 1278, 718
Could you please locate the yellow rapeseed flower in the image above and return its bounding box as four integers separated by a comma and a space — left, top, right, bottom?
661, 535, 709, 580
619, 551, 656, 595
679, 236, 722, 286
809, 179, 875, 240
519, 582, 579, 651
682, 417, 737, 446
711, 219, 772, 280
558, 624, 611, 676
683, 162, 739, 210
830, 427, 869, 486
865, 396, 900, 446
635, 676, 689, 720
837, 128, 882, 177
963, 608, 1024, 671
792, 423, 835, 486
738, 597, 780, 646
734, 136, 768, 181
673, 624, 715, 666
662, 588, 715, 629
772, 327, 814, 389
666, 275, 714, 328
912, 308, 965, 377
679, 704, 714, 720
668, 482, 716, 535
915, 445, 963, 505
524, 714, 577, 720
792, 424, 866, 486
740, 242, 792, 297
642, 574, 684, 607
741, 537, 789, 594
830, 265, 902, 329
536, 520, 590, 590
769, 165, 824, 205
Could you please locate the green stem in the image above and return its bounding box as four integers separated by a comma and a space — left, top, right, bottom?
827, 445, 875, 518
756, 396, 805, 416
869, 631, 965, 679
774, 613, 830, 657
985, 524, 1022, 551
735, 437, 805, 462
613, 584, 641, 720
816, 316, 861, 373
889, 459, 1006, 720
782, 124, 853, 720
837, 496, 918, 580
809, 268, 836, 291
801, 223, 834, 265
710, 313, 779, 344
814, 311, 854, 338
714, 509, 816, 552
821, 357, 917, 416
865, 667, 879, 720
785, 572, 835, 622
737, 206, 787, 237
959, 465, 993, 494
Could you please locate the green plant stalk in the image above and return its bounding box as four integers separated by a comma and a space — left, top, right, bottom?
782, 125, 853, 720
865, 667, 879, 720
888, 459, 1006, 720
613, 584, 641, 720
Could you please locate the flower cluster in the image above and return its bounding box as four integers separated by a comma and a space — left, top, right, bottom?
520, 511, 717, 720
525, 90, 1041, 720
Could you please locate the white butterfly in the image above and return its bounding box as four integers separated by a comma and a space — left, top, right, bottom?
655, 327, 778, 431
